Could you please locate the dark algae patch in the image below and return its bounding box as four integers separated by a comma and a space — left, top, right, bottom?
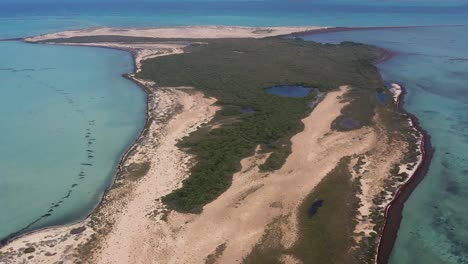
134, 38, 386, 212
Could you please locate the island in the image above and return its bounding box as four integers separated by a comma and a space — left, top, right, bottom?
0, 26, 428, 264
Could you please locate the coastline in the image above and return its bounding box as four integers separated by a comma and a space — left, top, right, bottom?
0, 42, 151, 248
376, 84, 434, 264
0, 26, 433, 263
0, 36, 217, 263
284, 24, 468, 39
1, 26, 330, 263
300, 31, 432, 262
305, 25, 434, 263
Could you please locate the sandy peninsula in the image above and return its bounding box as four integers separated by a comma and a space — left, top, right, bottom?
0, 26, 425, 264
25, 26, 326, 42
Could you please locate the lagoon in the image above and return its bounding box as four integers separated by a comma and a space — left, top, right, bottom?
0, 41, 146, 241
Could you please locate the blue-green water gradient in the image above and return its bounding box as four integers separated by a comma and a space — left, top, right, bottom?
0, 42, 146, 240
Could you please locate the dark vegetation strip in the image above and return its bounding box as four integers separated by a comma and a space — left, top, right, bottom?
282, 25, 468, 39
32, 35, 197, 44
376, 84, 434, 264
288, 157, 361, 263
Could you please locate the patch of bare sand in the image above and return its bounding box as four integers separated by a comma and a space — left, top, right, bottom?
25, 26, 326, 42
280, 254, 302, 264
93, 86, 377, 264
350, 114, 407, 238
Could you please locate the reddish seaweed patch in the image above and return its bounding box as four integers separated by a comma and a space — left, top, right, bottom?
376, 84, 434, 264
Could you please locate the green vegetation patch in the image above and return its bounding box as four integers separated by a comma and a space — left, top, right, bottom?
243, 157, 360, 264
244, 217, 286, 264
205, 243, 227, 264
121, 161, 151, 181
288, 156, 360, 264
134, 38, 385, 212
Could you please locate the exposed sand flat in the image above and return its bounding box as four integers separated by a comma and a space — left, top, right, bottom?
25, 26, 326, 42
351, 114, 407, 238
92, 86, 377, 264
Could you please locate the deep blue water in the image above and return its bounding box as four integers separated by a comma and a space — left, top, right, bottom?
304, 26, 468, 264
0, 1, 467, 263
266, 85, 313, 98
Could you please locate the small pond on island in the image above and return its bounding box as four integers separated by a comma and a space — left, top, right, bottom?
308, 199, 324, 217
376, 91, 387, 105
266, 85, 314, 98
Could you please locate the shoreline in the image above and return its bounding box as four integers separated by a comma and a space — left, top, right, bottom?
0, 25, 274, 248
294, 27, 433, 260
0, 26, 434, 263
284, 24, 468, 39
326, 29, 433, 263
376, 84, 434, 264
0, 43, 151, 248
1, 26, 329, 263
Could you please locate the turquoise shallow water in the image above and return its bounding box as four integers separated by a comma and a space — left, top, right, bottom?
304, 26, 468, 263
0, 1, 468, 262
0, 41, 146, 240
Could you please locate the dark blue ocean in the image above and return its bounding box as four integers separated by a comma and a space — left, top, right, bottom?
0, 1, 467, 263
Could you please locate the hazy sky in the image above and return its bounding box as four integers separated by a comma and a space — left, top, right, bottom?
1, 0, 467, 9
2, 0, 467, 3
